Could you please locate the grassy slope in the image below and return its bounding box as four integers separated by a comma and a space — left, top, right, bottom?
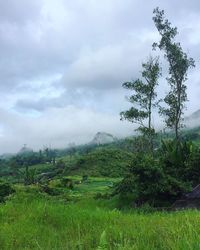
1, 191, 200, 249
2, 131, 200, 249
21, 147, 134, 179
1, 179, 200, 249
49, 176, 120, 200
65, 147, 134, 177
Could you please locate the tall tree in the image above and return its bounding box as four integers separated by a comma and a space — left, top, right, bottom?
153, 8, 195, 141
120, 56, 160, 152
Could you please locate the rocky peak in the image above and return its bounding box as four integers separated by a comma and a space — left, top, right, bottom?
91, 132, 116, 145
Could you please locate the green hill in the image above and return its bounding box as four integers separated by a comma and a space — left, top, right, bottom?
64, 147, 134, 177
2, 126, 200, 182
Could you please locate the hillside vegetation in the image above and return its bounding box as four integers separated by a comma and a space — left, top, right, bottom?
1, 183, 200, 250
64, 147, 134, 177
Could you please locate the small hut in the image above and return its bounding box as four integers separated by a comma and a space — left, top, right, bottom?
171, 184, 200, 210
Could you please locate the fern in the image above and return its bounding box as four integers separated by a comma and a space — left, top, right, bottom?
97, 230, 108, 250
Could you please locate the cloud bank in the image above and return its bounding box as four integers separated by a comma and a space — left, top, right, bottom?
0, 0, 199, 153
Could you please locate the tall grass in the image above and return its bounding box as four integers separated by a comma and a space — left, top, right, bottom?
1, 190, 200, 249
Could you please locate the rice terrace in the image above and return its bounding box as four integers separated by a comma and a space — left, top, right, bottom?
1, 1, 200, 249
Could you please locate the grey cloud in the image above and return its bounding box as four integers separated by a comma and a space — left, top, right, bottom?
0, 0, 199, 92
0, 0, 42, 24
0, 106, 134, 153
0, 0, 199, 153
14, 87, 128, 114
61, 42, 153, 90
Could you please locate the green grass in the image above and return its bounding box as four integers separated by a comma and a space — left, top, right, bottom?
1, 180, 200, 249
48, 176, 120, 201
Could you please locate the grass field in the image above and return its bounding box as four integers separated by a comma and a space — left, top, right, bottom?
1, 177, 200, 250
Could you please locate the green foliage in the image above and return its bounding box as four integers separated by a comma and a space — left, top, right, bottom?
0, 143, 136, 184
1, 127, 200, 184
10, 152, 44, 168
67, 147, 134, 177
121, 56, 161, 152
2, 189, 200, 249
116, 139, 199, 207
39, 184, 62, 196
185, 147, 200, 186
184, 132, 200, 141
153, 8, 195, 140
21, 165, 36, 186
116, 153, 188, 206
60, 177, 74, 189
159, 139, 200, 186
82, 175, 88, 182
0, 159, 12, 177
159, 139, 192, 178
55, 159, 65, 169
0, 181, 15, 202
97, 230, 108, 250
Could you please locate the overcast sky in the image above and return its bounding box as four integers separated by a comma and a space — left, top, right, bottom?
0, 0, 199, 153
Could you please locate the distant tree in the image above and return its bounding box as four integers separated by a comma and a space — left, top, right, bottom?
44, 147, 50, 161
67, 142, 76, 161
153, 7, 195, 141
50, 150, 56, 165
43, 147, 56, 164
120, 56, 161, 152
56, 159, 65, 169
19, 164, 36, 185
68, 142, 76, 159
9, 158, 19, 177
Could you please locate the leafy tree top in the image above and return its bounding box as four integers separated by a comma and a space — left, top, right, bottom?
153, 7, 195, 138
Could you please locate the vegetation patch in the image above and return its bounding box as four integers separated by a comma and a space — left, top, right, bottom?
0, 181, 15, 202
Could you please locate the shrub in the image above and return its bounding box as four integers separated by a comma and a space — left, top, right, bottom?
60, 178, 74, 189
159, 139, 192, 179
82, 175, 88, 182
185, 147, 200, 186
115, 147, 192, 207
39, 184, 61, 196
0, 181, 15, 202
56, 159, 65, 169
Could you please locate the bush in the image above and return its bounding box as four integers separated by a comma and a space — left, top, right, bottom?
159, 139, 192, 179
94, 192, 110, 200
115, 154, 165, 205
56, 159, 65, 169
60, 178, 74, 189
82, 175, 88, 182
39, 184, 61, 196
0, 181, 15, 202
115, 143, 192, 207
185, 147, 200, 186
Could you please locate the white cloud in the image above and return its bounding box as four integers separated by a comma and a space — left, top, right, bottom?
0, 106, 134, 153
0, 0, 199, 153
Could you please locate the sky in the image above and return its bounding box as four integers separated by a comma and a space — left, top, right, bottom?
0, 0, 200, 153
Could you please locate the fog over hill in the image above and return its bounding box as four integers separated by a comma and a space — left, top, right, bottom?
91, 132, 117, 145
185, 110, 200, 128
